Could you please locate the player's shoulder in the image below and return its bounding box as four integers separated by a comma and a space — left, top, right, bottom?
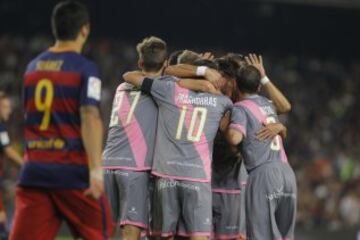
26, 49, 98, 75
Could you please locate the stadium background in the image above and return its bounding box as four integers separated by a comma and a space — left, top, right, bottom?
0, 0, 359, 239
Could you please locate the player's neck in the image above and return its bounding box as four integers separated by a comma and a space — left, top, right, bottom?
52, 40, 83, 53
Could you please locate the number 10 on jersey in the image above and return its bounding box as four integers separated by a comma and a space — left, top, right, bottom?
176, 106, 207, 142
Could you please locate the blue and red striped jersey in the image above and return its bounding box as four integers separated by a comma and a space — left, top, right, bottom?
19, 47, 102, 189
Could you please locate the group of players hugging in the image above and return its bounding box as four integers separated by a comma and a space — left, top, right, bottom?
0, 1, 297, 240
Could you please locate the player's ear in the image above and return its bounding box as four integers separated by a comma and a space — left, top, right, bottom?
80, 24, 90, 40
138, 59, 144, 69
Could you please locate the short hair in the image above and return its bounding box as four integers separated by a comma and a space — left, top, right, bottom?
177, 50, 201, 64
136, 36, 167, 72
193, 59, 218, 70
215, 58, 238, 79
236, 65, 261, 94
168, 50, 184, 66
51, 1, 90, 41
224, 53, 247, 70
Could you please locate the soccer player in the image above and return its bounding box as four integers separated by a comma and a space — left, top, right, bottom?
0, 93, 23, 239
225, 65, 297, 240
10, 1, 112, 239
103, 36, 221, 240
123, 62, 232, 240
211, 57, 289, 240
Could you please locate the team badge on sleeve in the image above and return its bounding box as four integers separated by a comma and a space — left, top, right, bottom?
0, 132, 10, 146
87, 76, 102, 101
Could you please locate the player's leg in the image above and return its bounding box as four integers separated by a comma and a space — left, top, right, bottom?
9, 187, 61, 240
104, 169, 121, 236
116, 170, 150, 240
52, 190, 113, 239
212, 191, 243, 240
178, 181, 212, 240
151, 177, 180, 239
245, 164, 283, 240
0, 191, 8, 240
275, 164, 297, 239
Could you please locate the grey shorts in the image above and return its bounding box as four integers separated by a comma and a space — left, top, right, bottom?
151, 177, 212, 237
104, 169, 151, 230
246, 162, 297, 240
212, 190, 246, 239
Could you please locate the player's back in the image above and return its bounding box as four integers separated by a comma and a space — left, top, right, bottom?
103, 82, 158, 170
149, 79, 233, 182
232, 95, 288, 172
20, 48, 101, 189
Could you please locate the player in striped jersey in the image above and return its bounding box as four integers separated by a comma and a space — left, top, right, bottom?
10, 2, 112, 239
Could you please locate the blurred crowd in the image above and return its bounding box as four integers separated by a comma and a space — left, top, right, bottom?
0, 35, 359, 231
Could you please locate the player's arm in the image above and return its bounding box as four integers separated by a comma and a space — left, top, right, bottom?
225, 128, 244, 146
123, 71, 145, 88
164, 64, 222, 87
123, 71, 221, 94
80, 65, 104, 199
177, 79, 221, 95
245, 54, 291, 114
256, 122, 287, 141
225, 106, 247, 146
3, 146, 23, 166
81, 105, 104, 199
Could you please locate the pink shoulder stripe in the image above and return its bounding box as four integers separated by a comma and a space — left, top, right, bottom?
235, 99, 266, 124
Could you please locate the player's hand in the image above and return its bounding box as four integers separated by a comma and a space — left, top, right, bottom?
256, 123, 284, 141
245, 53, 266, 78
204, 68, 222, 88
84, 167, 104, 199
200, 52, 215, 60
219, 111, 231, 132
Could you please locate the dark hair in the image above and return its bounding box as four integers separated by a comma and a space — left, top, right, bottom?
224, 53, 247, 70
136, 36, 167, 72
168, 50, 184, 65
236, 65, 261, 94
215, 58, 238, 79
193, 59, 218, 70
51, 1, 89, 41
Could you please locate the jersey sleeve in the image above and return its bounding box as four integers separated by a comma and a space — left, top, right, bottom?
80, 61, 102, 107
230, 106, 247, 137
0, 125, 10, 149
141, 78, 175, 104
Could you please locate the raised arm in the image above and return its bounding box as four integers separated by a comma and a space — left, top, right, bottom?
245, 54, 291, 114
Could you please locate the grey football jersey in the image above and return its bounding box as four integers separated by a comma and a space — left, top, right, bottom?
148, 79, 233, 182
230, 95, 288, 172
103, 82, 158, 170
